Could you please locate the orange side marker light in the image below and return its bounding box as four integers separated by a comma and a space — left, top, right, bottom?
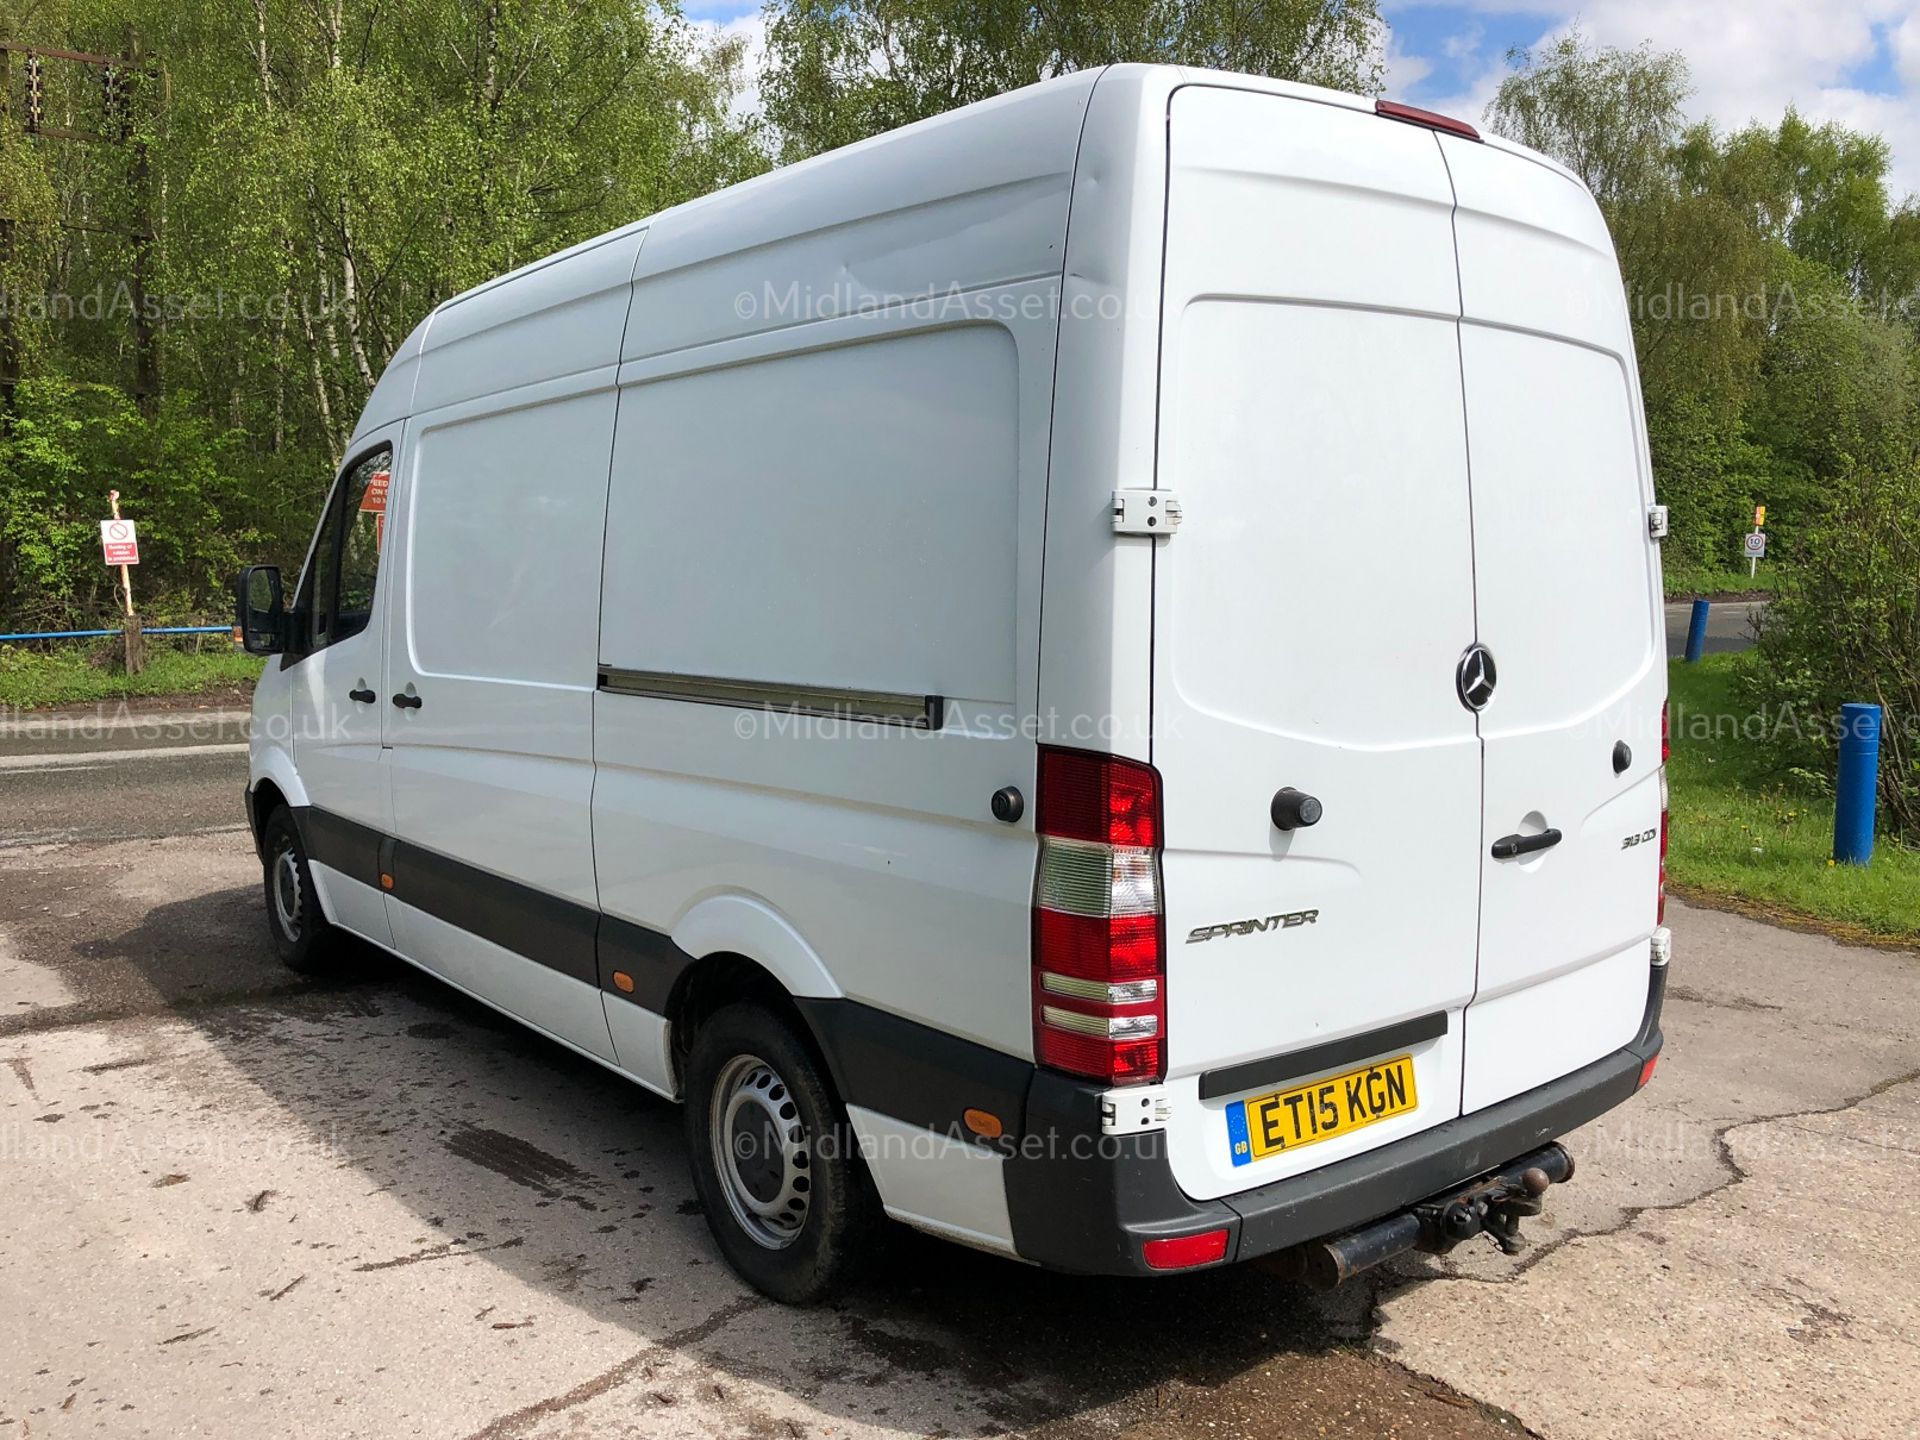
962, 1108, 1004, 1140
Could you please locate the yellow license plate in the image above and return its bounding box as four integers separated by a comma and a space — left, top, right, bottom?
1226, 1054, 1418, 1167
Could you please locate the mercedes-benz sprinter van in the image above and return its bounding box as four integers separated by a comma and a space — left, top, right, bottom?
237, 64, 1671, 1303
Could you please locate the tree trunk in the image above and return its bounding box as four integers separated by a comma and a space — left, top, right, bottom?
251, 0, 274, 108
338, 206, 378, 395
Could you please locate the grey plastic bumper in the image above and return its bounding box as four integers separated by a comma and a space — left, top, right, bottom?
1003, 964, 1667, 1275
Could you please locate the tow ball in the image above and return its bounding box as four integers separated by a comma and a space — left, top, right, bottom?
1417, 1147, 1568, 1257
1278, 1143, 1576, 1290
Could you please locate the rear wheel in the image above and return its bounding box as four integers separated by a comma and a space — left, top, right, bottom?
260, 806, 344, 976
683, 1003, 878, 1303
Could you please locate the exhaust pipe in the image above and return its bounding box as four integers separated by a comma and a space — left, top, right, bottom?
1291, 1142, 1575, 1290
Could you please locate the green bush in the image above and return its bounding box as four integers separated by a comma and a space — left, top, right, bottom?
0, 379, 289, 631
1746, 460, 1920, 838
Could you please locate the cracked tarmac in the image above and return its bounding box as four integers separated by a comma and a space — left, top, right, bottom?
2, 724, 1918, 1438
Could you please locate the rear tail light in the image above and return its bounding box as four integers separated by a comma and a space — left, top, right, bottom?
1142, 1228, 1230, 1270
1032, 747, 1166, 1085
1637, 1054, 1660, 1089
1657, 702, 1671, 925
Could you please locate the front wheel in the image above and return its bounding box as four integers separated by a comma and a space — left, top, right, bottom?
683, 1003, 878, 1303
259, 806, 345, 976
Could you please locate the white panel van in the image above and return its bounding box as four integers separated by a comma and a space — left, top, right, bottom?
237, 66, 1672, 1303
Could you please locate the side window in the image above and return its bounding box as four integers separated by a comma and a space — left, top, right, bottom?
300, 447, 391, 653
301, 485, 345, 651
335, 453, 391, 643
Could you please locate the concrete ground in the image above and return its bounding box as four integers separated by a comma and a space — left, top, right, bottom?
1, 704, 1916, 1439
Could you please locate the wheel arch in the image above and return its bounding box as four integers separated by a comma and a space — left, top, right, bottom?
660, 893, 846, 1088
247, 744, 308, 853
248, 778, 291, 856
667, 952, 809, 1080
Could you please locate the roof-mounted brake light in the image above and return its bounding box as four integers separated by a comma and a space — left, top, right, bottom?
1375, 99, 1481, 143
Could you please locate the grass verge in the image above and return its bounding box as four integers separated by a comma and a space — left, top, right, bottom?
1664, 559, 1778, 600
0, 643, 263, 710
1668, 653, 1920, 946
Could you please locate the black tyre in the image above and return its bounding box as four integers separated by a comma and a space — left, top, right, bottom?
259, 806, 344, 976
683, 1003, 879, 1303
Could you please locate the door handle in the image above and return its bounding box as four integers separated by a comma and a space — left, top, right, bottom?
348, 687, 376, 704
1491, 828, 1562, 860
391, 692, 422, 710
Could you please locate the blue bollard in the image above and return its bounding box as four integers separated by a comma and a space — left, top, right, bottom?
1684, 599, 1710, 663
1834, 703, 1883, 866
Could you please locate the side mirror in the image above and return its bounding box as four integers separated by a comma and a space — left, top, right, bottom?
235, 565, 287, 655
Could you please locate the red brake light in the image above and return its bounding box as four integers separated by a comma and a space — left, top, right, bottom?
1034, 910, 1161, 983
1033, 748, 1167, 1085
1375, 99, 1481, 142
1637, 1054, 1660, 1089
1143, 1229, 1231, 1270
1035, 747, 1160, 847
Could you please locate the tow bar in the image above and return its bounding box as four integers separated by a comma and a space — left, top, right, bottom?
1275, 1143, 1575, 1290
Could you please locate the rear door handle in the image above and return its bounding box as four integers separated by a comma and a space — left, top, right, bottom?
1491, 828, 1562, 860
391, 692, 422, 710
348, 687, 376, 704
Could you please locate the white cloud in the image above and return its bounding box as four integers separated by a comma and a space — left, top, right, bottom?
1573, 0, 1920, 198
1385, 32, 1436, 93
1397, 0, 1920, 197
1441, 26, 1485, 63
1895, 12, 1920, 85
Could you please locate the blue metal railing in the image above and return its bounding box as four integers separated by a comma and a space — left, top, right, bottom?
0, 624, 230, 643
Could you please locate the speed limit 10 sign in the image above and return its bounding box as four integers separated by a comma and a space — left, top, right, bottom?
100, 518, 141, 566
1744, 531, 1768, 559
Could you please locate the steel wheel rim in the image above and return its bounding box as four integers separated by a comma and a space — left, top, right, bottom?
271, 844, 303, 941
708, 1053, 812, 1250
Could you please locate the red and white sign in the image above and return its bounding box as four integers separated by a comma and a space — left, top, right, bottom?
359, 469, 391, 514
100, 518, 141, 566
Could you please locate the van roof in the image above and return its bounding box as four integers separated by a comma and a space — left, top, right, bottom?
429, 64, 1580, 325
354, 65, 1585, 443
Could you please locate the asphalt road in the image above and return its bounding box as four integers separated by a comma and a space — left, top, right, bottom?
1663, 599, 1765, 658
2, 706, 1915, 1440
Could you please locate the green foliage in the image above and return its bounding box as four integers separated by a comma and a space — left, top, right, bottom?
1676, 109, 1920, 304
1487, 33, 1691, 206
1668, 655, 1920, 943
0, 636, 262, 708
1489, 31, 1920, 582
1751, 249, 1920, 480
762, 0, 1385, 162
1663, 558, 1779, 601
0, 0, 763, 628
1745, 462, 1920, 839
0, 379, 270, 627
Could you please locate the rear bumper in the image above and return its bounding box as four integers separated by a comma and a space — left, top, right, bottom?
1002, 963, 1666, 1275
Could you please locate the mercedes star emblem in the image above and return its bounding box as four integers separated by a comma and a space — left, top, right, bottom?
1457, 644, 1498, 712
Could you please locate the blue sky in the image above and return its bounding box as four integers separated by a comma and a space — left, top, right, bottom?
1376, 1, 1920, 196
687, 1, 1920, 196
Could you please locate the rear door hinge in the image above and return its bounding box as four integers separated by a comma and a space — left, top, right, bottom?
1113, 489, 1182, 536
1101, 1085, 1172, 1136
1647, 504, 1670, 541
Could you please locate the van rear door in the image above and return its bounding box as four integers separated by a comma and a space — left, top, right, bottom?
1149, 87, 1482, 1202
1440, 135, 1666, 1112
